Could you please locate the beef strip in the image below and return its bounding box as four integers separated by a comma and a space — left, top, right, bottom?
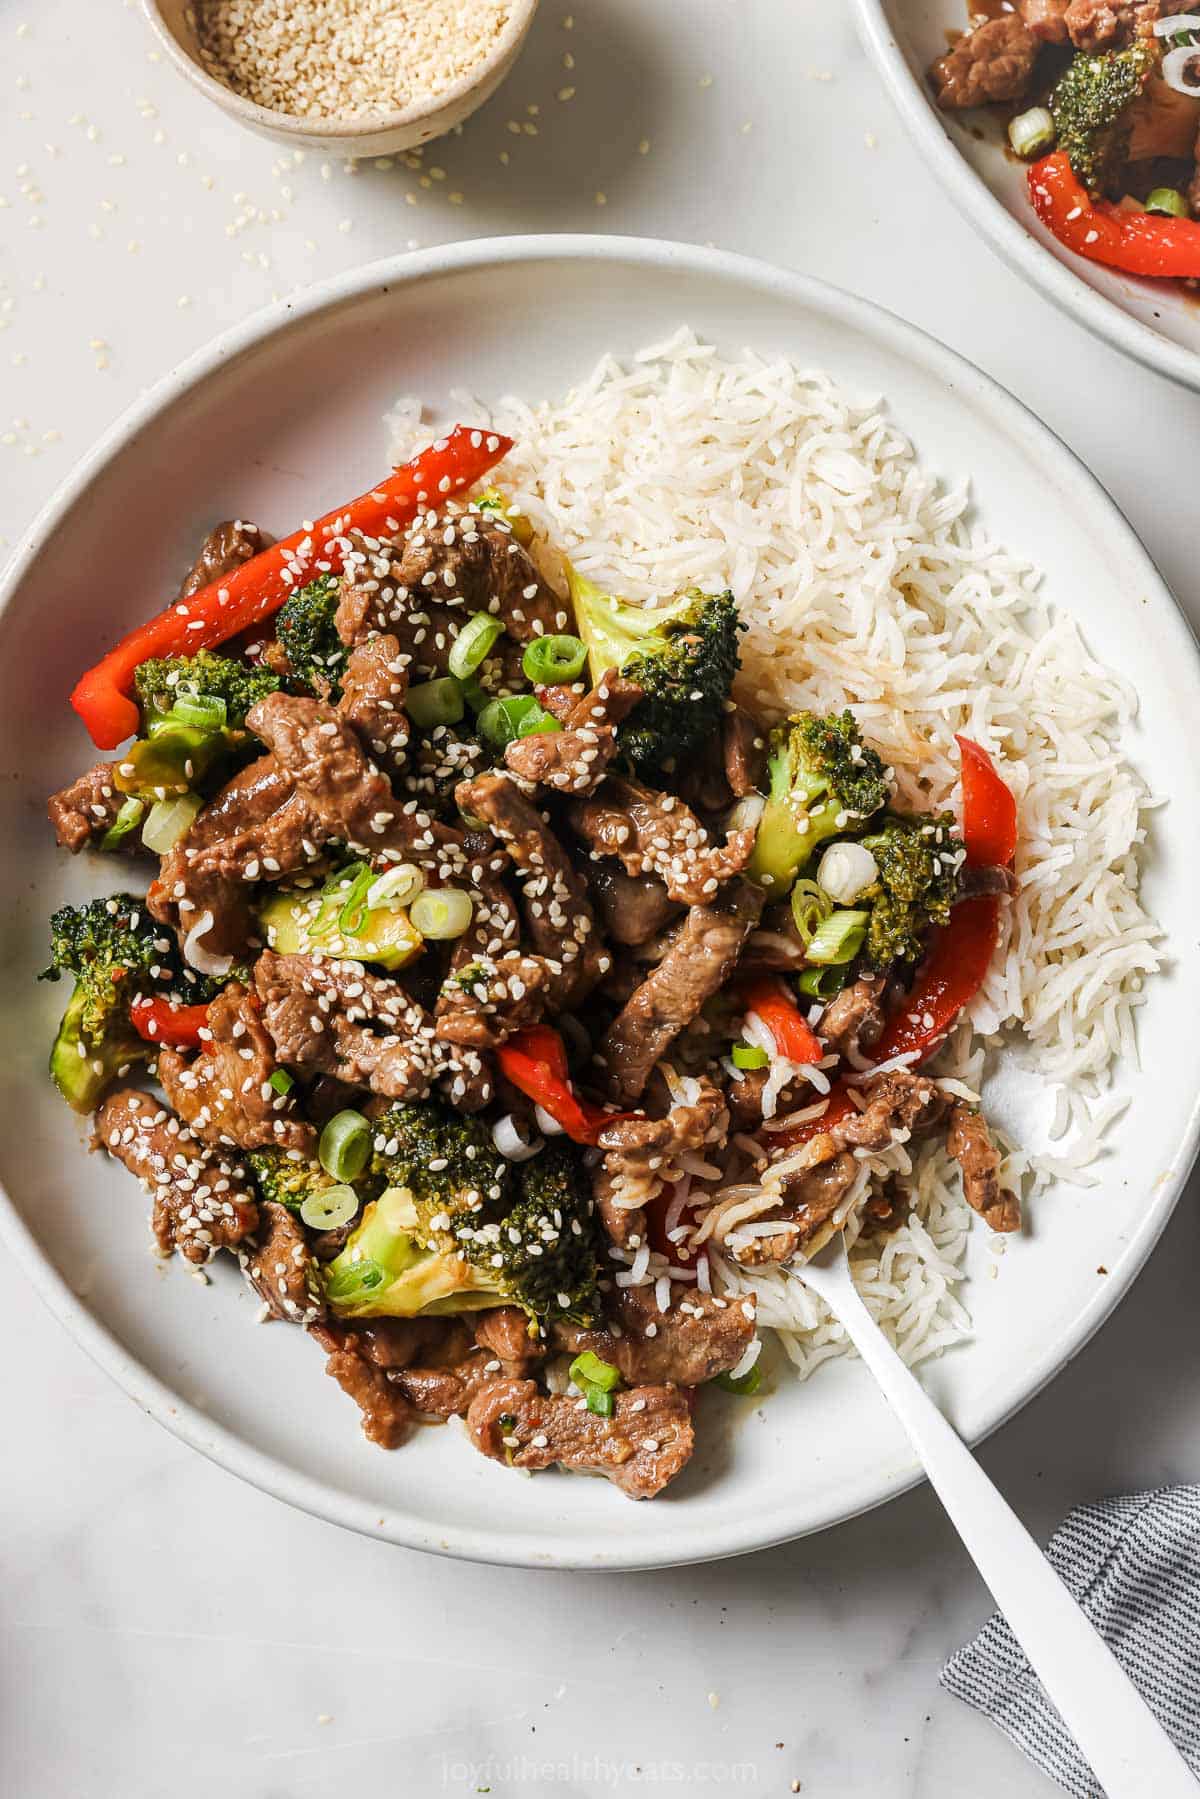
336, 507, 565, 666
157, 981, 315, 1155
309, 1321, 414, 1448
94, 1087, 259, 1265
239, 1199, 325, 1323
467, 1377, 694, 1499
932, 15, 1039, 107
832, 1068, 949, 1153
177, 519, 271, 598
433, 952, 552, 1050
1064, 0, 1161, 49
457, 770, 607, 1006
570, 774, 755, 908
555, 1284, 756, 1387
503, 669, 644, 796
1019, 0, 1070, 41
947, 1103, 1021, 1233
592, 1075, 729, 1247
817, 975, 886, 1061
149, 753, 322, 959
336, 633, 410, 770
589, 864, 682, 947
473, 1305, 545, 1367
958, 863, 1019, 901
723, 707, 767, 799
389, 1318, 530, 1418
724, 1153, 861, 1267
48, 762, 137, 854
598, 882, 763, 1106
246, 690, 399, 851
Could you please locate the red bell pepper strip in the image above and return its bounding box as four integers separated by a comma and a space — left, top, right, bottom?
70, 425, 512, 750
872, 895, 1001, 1064
130, 994, 211, 1049
496, 1024, 632, 1147
956, 735, 1018, 868
739, 978, 823, 1065
1029, 151, 1200, 280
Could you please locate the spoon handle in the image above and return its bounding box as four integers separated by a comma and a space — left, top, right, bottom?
820, 1269, 1196, 1798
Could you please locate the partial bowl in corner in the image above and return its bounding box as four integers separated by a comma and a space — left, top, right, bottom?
853, 0, 1200, 394
142, 0, 540, 158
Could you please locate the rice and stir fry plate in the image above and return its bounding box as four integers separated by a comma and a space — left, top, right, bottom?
41, 329, 1159, 1501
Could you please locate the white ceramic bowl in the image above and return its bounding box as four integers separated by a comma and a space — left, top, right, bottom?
3, 238, 1199, 1569
854, 0, 1200, 393
142, 0, 540, 158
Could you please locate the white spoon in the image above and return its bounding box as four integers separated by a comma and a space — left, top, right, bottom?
785, 1239, 1197, 1799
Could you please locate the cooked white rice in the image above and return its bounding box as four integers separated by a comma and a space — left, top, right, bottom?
385, 329, 1161, 1377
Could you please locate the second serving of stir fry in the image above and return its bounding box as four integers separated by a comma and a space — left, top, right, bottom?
43, 424, 1019, 1502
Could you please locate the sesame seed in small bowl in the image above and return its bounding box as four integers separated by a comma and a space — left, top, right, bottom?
143, 0, 541, 158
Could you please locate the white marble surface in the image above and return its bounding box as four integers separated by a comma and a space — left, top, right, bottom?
3, 3, 1200, 1795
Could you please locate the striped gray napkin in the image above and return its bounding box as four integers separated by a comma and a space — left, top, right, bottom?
941, 1486, 1200, 1797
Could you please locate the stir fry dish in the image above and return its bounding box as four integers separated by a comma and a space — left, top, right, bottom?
932, 1, 1200, 283
44, 426, 1020, 1501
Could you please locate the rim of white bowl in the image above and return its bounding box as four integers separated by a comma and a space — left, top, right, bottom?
140, 0, 540, 142
852, 0, 1200, 395
2, 235, 1199, 1569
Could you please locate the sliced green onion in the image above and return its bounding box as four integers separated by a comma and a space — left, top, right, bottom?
268, 1068, 295, 1096
410, 887, 473, 940
584, 1385, 615, 1418
478, 694, 562, 752
323, 1256, 384, 1302
570, 1351, 621, 1392
1007, 106, 1056, 160
1147, 185, 1189, 218
335, 862, 374, 936
806, 908, 869, 966
448, 611, 504, 680
715, 1363, 763, 1397
365, 863, 424, 910
797, 964, 854, 999
319, 1109, 372, 1182
522, 633, 588, 686
459, 673, 492, 714
731, 1042, 770, 1071
142, 792, 203, 854
300, 1184, 359, 1231
790, 877, 833, 946
406, 676, 465, 730
100, 795, 145, 852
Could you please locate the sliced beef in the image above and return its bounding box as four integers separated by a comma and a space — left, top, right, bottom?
958, 863, 1019, 901
336, 633, 410, 769
474, 1305, 544, 1368
310, 1321, 414, 1449
94, 1087, 258, 1265
457, 771, 606, 1006
245, 690, 398, 851
723, 707, 767, 799
466, 1377, 694, 1499
157, 982, 314, 1155
833, 1068, 949, 1153
177, 519, 270, 598
570, 774, 755, 909
503, 671, 643, 796
932, 15, 1039, 107
593, 1077, 728, 1247
48, 763, 136, 854
740, 908, 810, 976
434, 951, 552, 1050
149, 753, 322, 960
817, 975, 886, 1061
598, 882, 763, 1106
590, 865, 682, 948
1064, 0, 1160, 49
947, 1103, 1021, 1233
239, 1199, 325, 1323
401, 727, 487, 811
1020, 0, 1070, 41
555, 1284, 756, 1387
725, 1152, 860, 1266
389, 1320, 515, 1418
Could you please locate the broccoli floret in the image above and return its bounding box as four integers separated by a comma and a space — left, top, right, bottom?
568, 571, 744, 776
1050, 42, 1154, 195
323, 1107, 600, 1326
860, 812, 965, 971
247, 1148, 382, 1216
40, 895, 163, 1112
133, 651, 280, 733
276, 575, 348, 698
747, 710, 890, 896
